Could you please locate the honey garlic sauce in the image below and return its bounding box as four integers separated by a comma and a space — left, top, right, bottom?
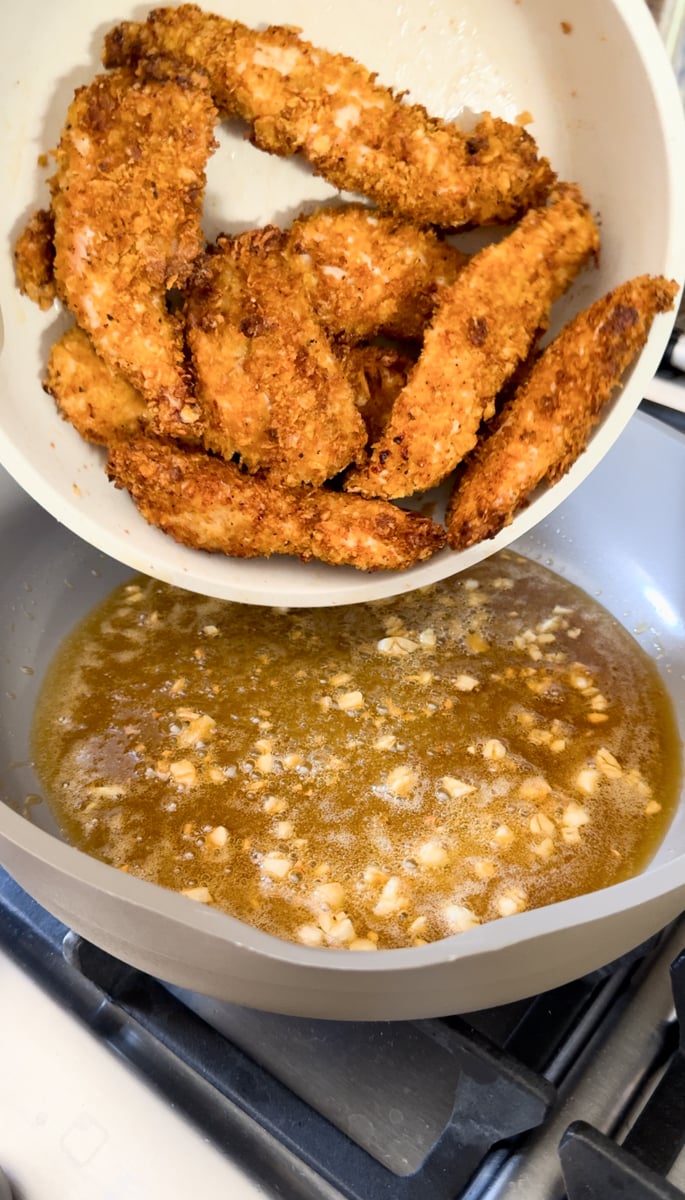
31, 551, 681, 952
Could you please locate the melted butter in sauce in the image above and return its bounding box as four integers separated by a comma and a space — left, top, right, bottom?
31, 552, 682, 951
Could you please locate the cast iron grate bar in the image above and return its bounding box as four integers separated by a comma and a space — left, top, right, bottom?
621, 950, 685, 1176
560, 1121, 685, 1200
77, 936, 554, 1199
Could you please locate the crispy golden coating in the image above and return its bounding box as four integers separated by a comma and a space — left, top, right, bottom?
50, 66, 217, 434
344, 184, 601, 500
446, 275, 679, 549
103, 5, 555, 228
44, 327, 147, 445
337, 343, 416, 445
186, 226, 366, 487
14, 208, 57, 310
107, 437, 447, 570
288, 205, 467, 340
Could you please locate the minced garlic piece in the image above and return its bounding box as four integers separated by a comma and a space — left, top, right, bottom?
482, 738, 506, 760
282, 753, 304, 769
576, 768, 599, 796
177, 714, 216, 748
519, 776, 551, 802
443, 903, 480, 932
596, 747, 622, 778
181, 886, 213, 903
206, 825, 228, 848
274, 820, 294, 840
255, 752, 275, 774
169, 759, 197, 787
385, 765, 418, 797
439, 775, 476, 800
455, 674, 479, 692
416, 840, 448, 867
492, 824, 515, 848
376, 636, 419, 656
373, 876, 408, 917
529, 811, 555, 837
363, 867, 389, 887
562, 801, 590, 829
297, 924, 324, 946
473, 859, 496, 880
261, 853, 293, 880
263, 796, 287, 815
496, 887, 527, 917
373, 733, 396, 751
532, 837, 555, 860
315, 882, 346, 909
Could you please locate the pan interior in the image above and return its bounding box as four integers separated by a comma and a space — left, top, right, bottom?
0, 412, 684, 897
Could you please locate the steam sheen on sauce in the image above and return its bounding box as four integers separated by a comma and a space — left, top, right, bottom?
32, 551, 682, 951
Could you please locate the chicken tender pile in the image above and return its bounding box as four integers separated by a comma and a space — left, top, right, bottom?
14, 4, 678, 573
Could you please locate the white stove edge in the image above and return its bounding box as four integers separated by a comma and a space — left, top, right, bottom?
0, 950, 266, 1200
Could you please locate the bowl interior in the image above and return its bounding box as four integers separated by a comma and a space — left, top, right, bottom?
0, 0, 683, 607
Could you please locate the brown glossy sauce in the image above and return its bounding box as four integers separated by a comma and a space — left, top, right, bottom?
31, 552, 682, 951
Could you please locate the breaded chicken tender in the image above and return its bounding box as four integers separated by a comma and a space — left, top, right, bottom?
446, 275, 679, 549
344, 184, 600, 500
107, 437, 447, 570
337, 343, 416, 445
288, 205, 467, 340
186, 226, 366, 487
103, 5, 555, 229
14, 208, 57, 310
44, 327, 147, 445
50, 66, 217, 435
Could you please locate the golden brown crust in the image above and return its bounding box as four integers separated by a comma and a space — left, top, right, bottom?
44, 327, 148, 445
50, 66, 217, 433
446, 275, 679, 549
288, 205, 467, 340
103, 5, 555, 228
185, 226, 366, 487
336, 342, 416, 446
106, 437, 447, 570
14, 208, 57, 310
344, 184, 601, 500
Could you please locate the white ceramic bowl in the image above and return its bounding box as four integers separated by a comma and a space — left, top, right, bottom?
0, 0, 684, 607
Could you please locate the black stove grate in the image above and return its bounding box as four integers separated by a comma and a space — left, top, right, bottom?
560, 1121, 685, 1200
1, 866, 684, 1200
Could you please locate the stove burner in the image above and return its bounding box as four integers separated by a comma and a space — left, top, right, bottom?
1, 867, 684, 1200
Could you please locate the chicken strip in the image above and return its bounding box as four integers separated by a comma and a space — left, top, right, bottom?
14, 208, 57, 310
287, 205, 468, 340
50, 65, 217, 435
186, 226, 366, 487
107, 438, 447, 571
44, 327, 147, 445
103, 5, 555, 229
344, 184, 600, 500
446, 275, 679, 549
337, 343, 416, 445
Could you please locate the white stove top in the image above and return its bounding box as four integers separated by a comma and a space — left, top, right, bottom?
0, 948, 264, 1200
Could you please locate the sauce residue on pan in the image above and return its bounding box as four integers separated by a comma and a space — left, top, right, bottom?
31, 551, 682, 951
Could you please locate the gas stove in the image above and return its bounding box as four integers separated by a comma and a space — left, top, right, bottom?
1, 864, 685, 1200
